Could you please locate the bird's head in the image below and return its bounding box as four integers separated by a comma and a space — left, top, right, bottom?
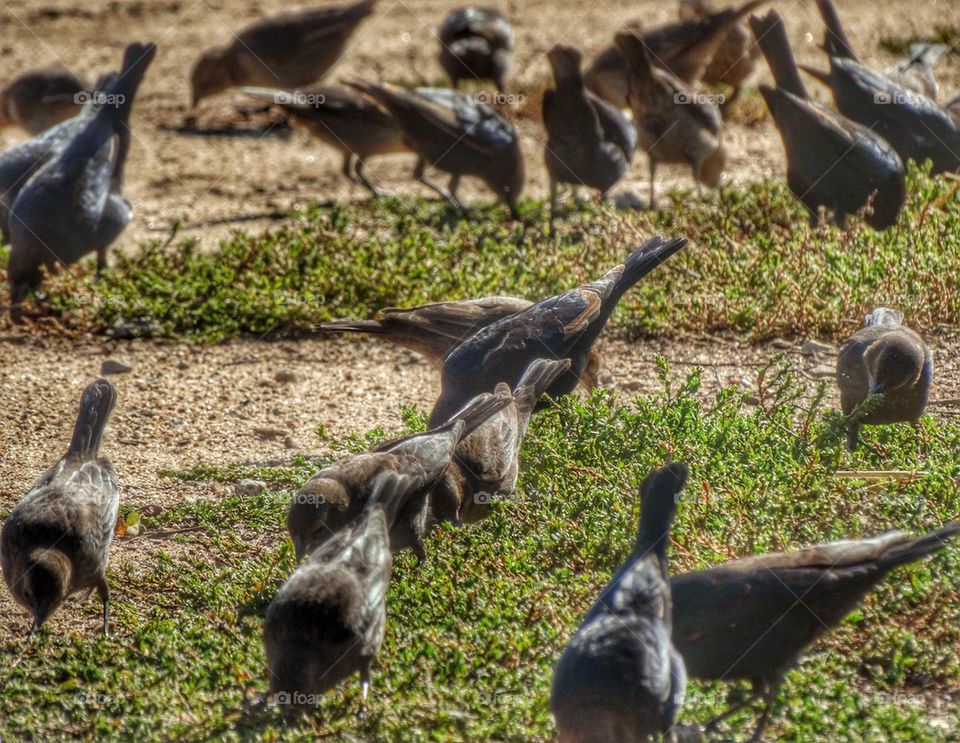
190, 47, 231, 107
546, 45, 582, 84
635, 462, 689, 552
21, 548, 72, 632
286, 478, 351, 562
865, 334, 925, 396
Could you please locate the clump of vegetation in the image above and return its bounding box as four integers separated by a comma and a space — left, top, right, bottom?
879, 25, 960, 56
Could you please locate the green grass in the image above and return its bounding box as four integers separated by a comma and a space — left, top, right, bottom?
1, 363, 957, 741
4, 166, 960, 343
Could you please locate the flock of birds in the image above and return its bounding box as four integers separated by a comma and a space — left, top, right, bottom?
1, 0, 959, 741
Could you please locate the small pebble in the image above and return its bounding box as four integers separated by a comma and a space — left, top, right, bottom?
801, 339, 833, 357
101, 359, 132, 375
274, 369, 298, 384
235, 479, 267, 497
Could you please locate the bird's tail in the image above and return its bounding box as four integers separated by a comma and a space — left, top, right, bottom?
878, 522, 960, 571
66, 379, 117, 461
512, 358, 572, 418
613, 236, 687, 301
750, 11, 808, 99
865, 307, 904, 327
815, 0, 857, 60
317, 318, 387, 336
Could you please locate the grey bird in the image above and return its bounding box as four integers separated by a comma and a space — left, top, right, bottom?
242, 85, 409, 196
750, 11, 906, 230
0, 67, 89, 135
429, 236, 686, 427
348, 82, 525, 216
7, 42, 157, 308
584, 0, 771, 110
802, 0, 960, 174
0, 72, 117, 244
614, 31, 725, 210
543, 45, 637, 230
438, 7, 514, 93
319, 296, 603, 390
670, 521, 960, 742
836, 307, 932, 451
288, 388, 511, 563
432, 358, 571, 526
265, 471, 412, 703
1, 379, 119, 635
190, 0, 377, 107
551, 463, 689, 743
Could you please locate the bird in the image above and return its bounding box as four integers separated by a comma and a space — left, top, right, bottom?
431, 357, 571, 526
6, 42, 157, 308
803, 0, 960, 174
670, 521, 960, 742
348, 82, 525, 216
614, 31, 725, 210
947, 91, 960, 129
0, 67, 90, 135
190, 0, 377, 107
584, 0, 770, 110
836, 307, 932, 451
287, 388, 512, 563
242, 85, 409, 196
437, 7, 514, 93
1, 379, 119, 635
550, 463, 689, 743
750, 11, 906, 230
542, 44, 637, 231
265, 469, 415, 703
0, 72, 117, 244
428, 236, 687, 427
319, 296, 604, 390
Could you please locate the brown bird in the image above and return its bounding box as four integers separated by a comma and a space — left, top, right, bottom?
1, 379, 119, 635
190, 0, 377, 107
615, 31, 726, 210
836, 307, 932, 451
242, 85, 409, 196
584, 0, 770, 110
0, 67, 89, 135
429, 236, 687, 427
750, 11, 906, 230
551, 463, 689, 743
670, 521, 960, 742
288, 389, 511, 563
543, 45, 637, 230
431, 357, 571, 526
437, 7, 514, 92
348, 82, 525, 216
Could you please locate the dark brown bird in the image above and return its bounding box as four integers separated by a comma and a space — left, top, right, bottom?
615, 31, 725, 210
1, 379, 119, 635
190, 0, 377, 107
584, 0, 770, 110
543, 45, 637, 230
288, 389, 511, 563
803, 0, 960, 174
429, 236, 687, 427
242, 85, 409, 196
836, 307, 932, 451
431, 358, 571, 526
551, 463, 689, 743
750, 11, 906, 230
437, 7, 514, 92
319, 296, 603, 390
0, 67, 89, 135
348, 82, 525, 216
670, 521, 960, 742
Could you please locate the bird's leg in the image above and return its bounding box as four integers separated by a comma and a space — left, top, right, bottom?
447, 174, 467, 216
846, 421, 861, 452
414, 158, 463, 212
703, 692, 760, 732
354, 157, 384, 198
413, 539, 427, 566
747, 682, 781, 743
95, 248, 107, 280
341, 152, 357, 183
549, 179, 559, 236
693, 162, 704, 199
358, 665, 371, 720
97, 577, 110, 636
649, 158, 658, 210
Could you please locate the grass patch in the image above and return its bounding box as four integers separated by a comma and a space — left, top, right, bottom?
3, 167, 959, 343
878, 25, 960, 56
2, 364, 957, 740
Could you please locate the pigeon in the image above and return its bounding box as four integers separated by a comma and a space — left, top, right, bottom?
190, 0, 377, 107
242, 85, 409, 196
1, 379, 119, 635
551, 463, 689, 743
543, 44, 637, 230
429, 236, 687, 426
6, 42, 157, 308
670, 521, 960, 742
288, 388, 512, 562
431, 357, 571, 526
614, 31, 725, 210
437, 7, 514, 92
836, 307, 932, 451
750, 11, 906, 230
348, 82, 525, 216
0, 67, 89, 135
